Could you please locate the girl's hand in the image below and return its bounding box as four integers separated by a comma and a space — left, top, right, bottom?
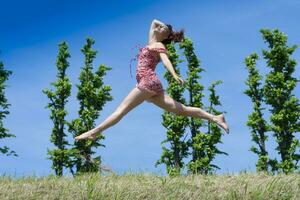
174, 75, 185, 86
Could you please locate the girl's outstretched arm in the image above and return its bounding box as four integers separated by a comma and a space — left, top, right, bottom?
158, 45, 185, 86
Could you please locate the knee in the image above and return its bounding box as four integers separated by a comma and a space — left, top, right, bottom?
172, 104, 186, 115
178, 105, 186, 115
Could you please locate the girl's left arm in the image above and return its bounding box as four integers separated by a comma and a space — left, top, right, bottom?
160, 53, 178, 78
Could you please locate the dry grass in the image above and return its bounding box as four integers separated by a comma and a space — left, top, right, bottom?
0, 171, 299, 200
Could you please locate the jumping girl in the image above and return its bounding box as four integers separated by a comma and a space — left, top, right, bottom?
75, 19, 229, 141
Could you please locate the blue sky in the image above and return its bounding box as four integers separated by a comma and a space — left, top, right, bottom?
0, 0, 300, 178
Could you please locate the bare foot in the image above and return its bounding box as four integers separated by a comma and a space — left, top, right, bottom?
212, 114, 230, 134
74, 130, 98, 141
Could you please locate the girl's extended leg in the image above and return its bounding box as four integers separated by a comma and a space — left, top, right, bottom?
75, 87, 152, 141
147, 92, 230, 133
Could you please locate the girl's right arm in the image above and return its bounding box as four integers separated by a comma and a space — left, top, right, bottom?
149, 19, 167, 40
151, 19, 165, 29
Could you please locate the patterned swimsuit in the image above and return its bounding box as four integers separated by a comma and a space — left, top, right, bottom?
130, 45, 168, 97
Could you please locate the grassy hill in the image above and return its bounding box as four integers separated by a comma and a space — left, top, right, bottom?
0, 172, 299, 199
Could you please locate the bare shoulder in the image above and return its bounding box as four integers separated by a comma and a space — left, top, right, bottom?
153, 42, 169, 60
154, 42, 166, 49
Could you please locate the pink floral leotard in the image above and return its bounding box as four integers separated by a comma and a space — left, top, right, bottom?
130, 45, 168, 97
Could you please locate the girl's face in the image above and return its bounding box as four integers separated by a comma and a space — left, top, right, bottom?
154, 24, 170, 40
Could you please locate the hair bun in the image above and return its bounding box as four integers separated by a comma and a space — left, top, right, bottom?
163, 24, 185, 45
172, 29, 185, 42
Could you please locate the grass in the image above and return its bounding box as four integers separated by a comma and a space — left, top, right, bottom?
0, 171, 299, 200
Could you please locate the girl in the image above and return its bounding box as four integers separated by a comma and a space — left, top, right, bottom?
75, 19, 229, 141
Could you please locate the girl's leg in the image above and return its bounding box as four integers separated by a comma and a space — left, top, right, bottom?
75, 87, 152, 141
147, 92, 229, 133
